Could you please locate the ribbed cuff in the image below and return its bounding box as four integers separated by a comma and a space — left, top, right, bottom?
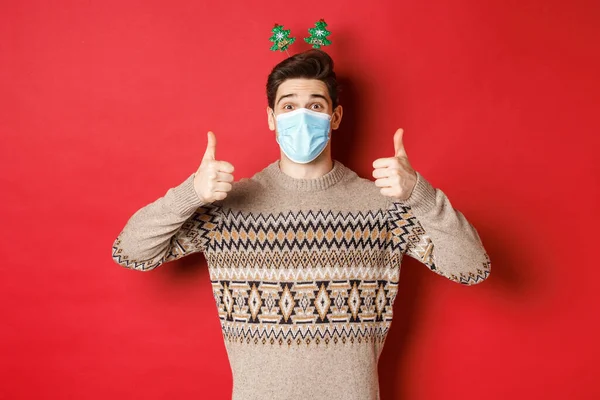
167, 172, 207, 216
399, 171, 437, 214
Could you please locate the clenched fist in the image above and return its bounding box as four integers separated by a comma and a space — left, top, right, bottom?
193, 131, 235, 203
372, 128, 417, 201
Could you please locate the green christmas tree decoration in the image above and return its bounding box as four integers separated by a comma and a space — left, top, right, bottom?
269, 24, 296, 52
304, 19, 331, 49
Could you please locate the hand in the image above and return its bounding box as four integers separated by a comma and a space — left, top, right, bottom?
193, 131, 235, 203
372, 128, 417, 201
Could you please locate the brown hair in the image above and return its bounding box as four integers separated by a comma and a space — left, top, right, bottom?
266, 49, 339, 110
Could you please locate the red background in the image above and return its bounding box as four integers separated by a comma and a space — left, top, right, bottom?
1, 0, 599, 399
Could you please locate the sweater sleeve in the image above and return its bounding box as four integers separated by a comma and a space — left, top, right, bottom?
111, 172, 222, 271
385, 171, 491, 285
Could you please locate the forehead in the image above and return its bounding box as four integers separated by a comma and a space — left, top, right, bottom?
275, 78, 330, 101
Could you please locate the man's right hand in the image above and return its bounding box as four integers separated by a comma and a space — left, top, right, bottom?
193, 131, 235, 203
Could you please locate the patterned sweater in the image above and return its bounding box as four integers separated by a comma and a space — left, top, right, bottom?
112, 159, 491, 400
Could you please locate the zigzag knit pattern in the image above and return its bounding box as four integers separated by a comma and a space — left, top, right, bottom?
208, 207, 403, 347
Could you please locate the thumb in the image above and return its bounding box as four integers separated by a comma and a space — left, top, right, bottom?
393, 128, 407, 158
203, 131, 216, 160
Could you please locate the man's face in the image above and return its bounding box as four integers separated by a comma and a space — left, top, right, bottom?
267, 78, 343, 132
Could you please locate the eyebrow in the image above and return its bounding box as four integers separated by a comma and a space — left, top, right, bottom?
276, 93, 329, 105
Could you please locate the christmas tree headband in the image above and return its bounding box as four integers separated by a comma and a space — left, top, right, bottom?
269, 19, 332, 56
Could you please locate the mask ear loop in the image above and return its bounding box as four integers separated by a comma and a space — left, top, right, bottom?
271, 110, 280, 142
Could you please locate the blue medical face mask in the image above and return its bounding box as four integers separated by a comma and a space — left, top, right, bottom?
274, 108, 332, 164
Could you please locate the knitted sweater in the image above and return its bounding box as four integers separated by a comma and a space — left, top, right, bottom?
112, 159, 491, 400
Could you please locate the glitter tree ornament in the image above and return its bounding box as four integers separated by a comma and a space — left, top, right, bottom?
269, 24, 296, 53
304, 19, 331, 49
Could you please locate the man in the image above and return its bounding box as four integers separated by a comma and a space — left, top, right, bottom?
112, 49, 491, 400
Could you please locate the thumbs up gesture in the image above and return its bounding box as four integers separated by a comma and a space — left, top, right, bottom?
193, 131, 235, 203
372, 128, 418, 201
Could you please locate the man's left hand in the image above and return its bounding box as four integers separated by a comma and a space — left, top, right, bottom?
372, 128, 418, 201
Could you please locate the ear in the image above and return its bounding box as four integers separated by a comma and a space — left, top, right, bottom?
331, 105, 343, 130
267, 106, 275, 131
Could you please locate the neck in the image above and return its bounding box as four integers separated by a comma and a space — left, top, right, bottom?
278, 146, 333, 179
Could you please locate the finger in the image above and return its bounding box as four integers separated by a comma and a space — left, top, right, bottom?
203, 131, 217, 161
372, 168, 393, 179
213, 182, 233, 192
215, 160, 235, 174
393, 128, 407, 158
374, 177, 394, 188
216, 171, 234, 183
372, 157, 397, 169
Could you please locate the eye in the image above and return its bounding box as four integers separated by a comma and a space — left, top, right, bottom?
283, 104, 294, 110
311, 103, 323, 110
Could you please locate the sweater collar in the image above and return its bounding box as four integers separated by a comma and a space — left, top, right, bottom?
263, 159, 347, 192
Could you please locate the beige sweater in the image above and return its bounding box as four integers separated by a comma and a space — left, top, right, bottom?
112, 159, 491, 400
